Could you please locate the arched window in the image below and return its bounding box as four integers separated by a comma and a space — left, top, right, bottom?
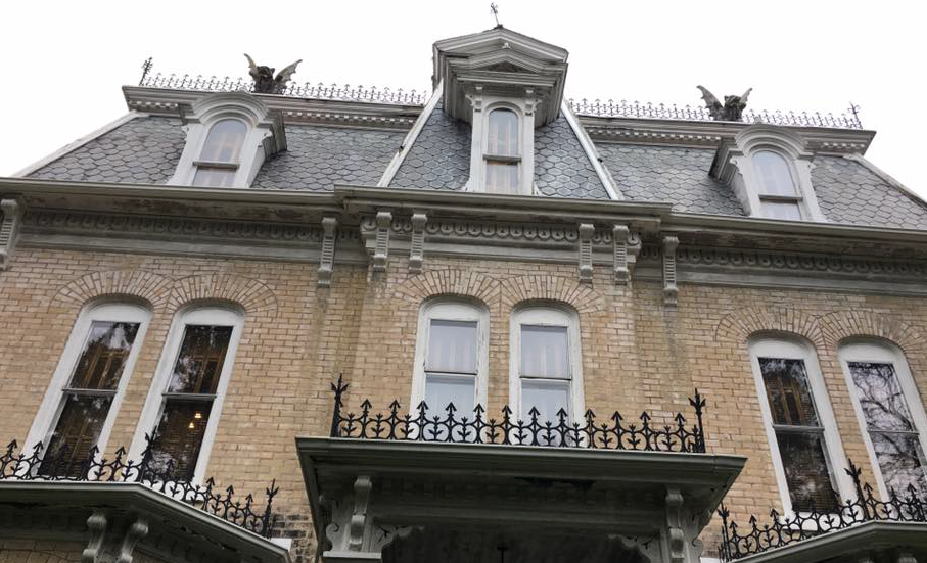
749, 336, 848, 514
484, 108, 520, 194
510, 306, 584, 433
28, 303, 151, 477
839, 340, 927, 496
752, 150, 802, 220
192, 119, 247, 188
412, 301, 488, 419
131, 306, 244, 482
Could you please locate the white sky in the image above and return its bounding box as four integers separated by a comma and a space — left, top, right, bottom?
2, 0, 925, 195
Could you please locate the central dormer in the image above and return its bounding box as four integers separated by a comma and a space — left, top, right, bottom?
433, 27, 569, 195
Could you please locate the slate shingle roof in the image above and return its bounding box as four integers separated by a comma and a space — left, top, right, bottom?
29, 117, 185, 184
534, 115, 609, 199
390, 100, 471, 190
253, 125, 403, 190
596, 144, 746, 215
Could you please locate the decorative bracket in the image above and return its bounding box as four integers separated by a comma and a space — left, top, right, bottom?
349, 475, 373, 551
116, 517, 149, 563
81, 511, 107, 563
372, 211, 392, 274
318, 216, 338, 287
409, 212, 427, 274
613, 225, 630, 284
662, 235, 679, 306
0, 198, 24, 271
578, 223, 595, 283
664, 487, 686, 563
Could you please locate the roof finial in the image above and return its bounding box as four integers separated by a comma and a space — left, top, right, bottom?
848, 101, 862, 127
139, 56, 153, 86
490, 3, 502, 28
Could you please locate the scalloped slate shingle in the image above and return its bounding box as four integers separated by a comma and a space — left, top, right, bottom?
596, 144, 746, 215
534, 115, 610, 199
28, 117, 185, 184
391, 100, 471, 190
253, 125, 403, 191
812, 156, 927, 229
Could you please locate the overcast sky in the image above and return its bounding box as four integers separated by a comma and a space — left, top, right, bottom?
3, 0, 925, 196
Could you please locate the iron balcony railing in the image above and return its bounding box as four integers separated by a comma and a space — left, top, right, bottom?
719, 460, 927, 561
0, 434, 278, 538
329, 376, 707, 453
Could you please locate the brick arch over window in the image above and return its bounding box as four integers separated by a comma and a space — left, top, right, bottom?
820, 310, 922, 353
51, 270, 173, 311
715, 306, 825, 348
499, 275, 605, 315
394, 269, 499, 307
169, 274, 277, 318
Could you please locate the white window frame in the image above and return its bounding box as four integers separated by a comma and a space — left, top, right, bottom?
190, 117, 248, 187
411, 300, 489, 414
26, 302, 152, 462
466, 97, 537, 195
750, 149, 805, 220
509, 305, 585, 424
838, 339, 927, 499
128, 306, 244, 484
748, 335, 851, 517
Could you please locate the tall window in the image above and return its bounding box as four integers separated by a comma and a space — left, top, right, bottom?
192, 119, 246, 188
413, 301, 487, 419
752, 150, 802, 220
750, 337, 845, 513
484, 108, 520, 194
510, 306, 583, 433
840, 340, 927, 495
135, 307, 243, 482
31, 303, 150, 477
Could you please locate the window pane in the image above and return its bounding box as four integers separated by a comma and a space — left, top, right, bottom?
848, 362, 916, 432
199, 119, 246, 162
485, 161, 519, 194
521, 325, 570, 379
69, 321, 140, 390
40, 394, 112, 477
776, 431, 839, 512
753, 150, 797, 196
760, 200, 802, 221
759, 358, 820, 426
426, 320, 477, 374
424, 373, 475, 417
521, 379, 570, 424
149, 399, 213, 480
167, 325, 233, 394
488, 109, 518, 156
192, 167, 237, 188
871, 431, 927, 494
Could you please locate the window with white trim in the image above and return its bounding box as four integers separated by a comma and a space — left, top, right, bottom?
752, 150, 803, 220
510, 306, 584, 437
192, 119, 247, 188
839, 340, 927, 495
484, 108, 520, 194
749, 336, 848, 513
28, 303, 150, 477
131, 307, 243, 482
412, 301, 488, 419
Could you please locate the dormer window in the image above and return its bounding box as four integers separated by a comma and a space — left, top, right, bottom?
485, 108, 520, 193
752, 150, 802, 220
192, 119, 247, 188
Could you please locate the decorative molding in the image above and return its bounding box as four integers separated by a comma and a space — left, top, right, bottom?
409, 212, 427, 274
372, 211, 392, 273
282, 110, 415, 130
0, 198, 24, 271
116, 517, 149, 563
662, 235, 679, 306
613, 225, 630, 284
664, 487, 685, 563
318, 216, 338, 287
578, 223, 595, 283
81, 510, 107, 563
349, 475, 373, 552
587, 127, 723, 147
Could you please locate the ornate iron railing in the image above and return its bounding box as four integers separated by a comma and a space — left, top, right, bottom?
0, 434, 278, 538
718, 460, 927, 561
567, 98, 863, 129
329, 376, 706, 453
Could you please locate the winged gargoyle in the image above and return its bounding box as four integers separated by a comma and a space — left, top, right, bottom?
696, 85, 753, 122
244, 54, 303, 94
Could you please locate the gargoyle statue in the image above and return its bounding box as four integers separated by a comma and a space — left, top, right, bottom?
696, 85, 753, 122
244, 54, 303, 94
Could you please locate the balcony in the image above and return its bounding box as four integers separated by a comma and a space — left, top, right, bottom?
296, 378, 745, 563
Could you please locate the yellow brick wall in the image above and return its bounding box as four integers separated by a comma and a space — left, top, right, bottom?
2, 246, 926, 561
0, 541, 83, 563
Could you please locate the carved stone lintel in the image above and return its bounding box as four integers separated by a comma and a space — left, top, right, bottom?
0, 198, 24, 271
578, 223, 595, 283
409, 212, 427, 274
81, 511, 107, 563
349, 475, 373, 551
663, 235, 679, 306
664, 487, 685, 563
613, 224, 630, 284
318, 216, 338, 287
116, 517, 149, 563
372, 212, 392, 273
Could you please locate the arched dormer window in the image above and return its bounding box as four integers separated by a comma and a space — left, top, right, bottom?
752, 150, 802, 220
192, 119, 247, 188
484, 108, 520, 194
